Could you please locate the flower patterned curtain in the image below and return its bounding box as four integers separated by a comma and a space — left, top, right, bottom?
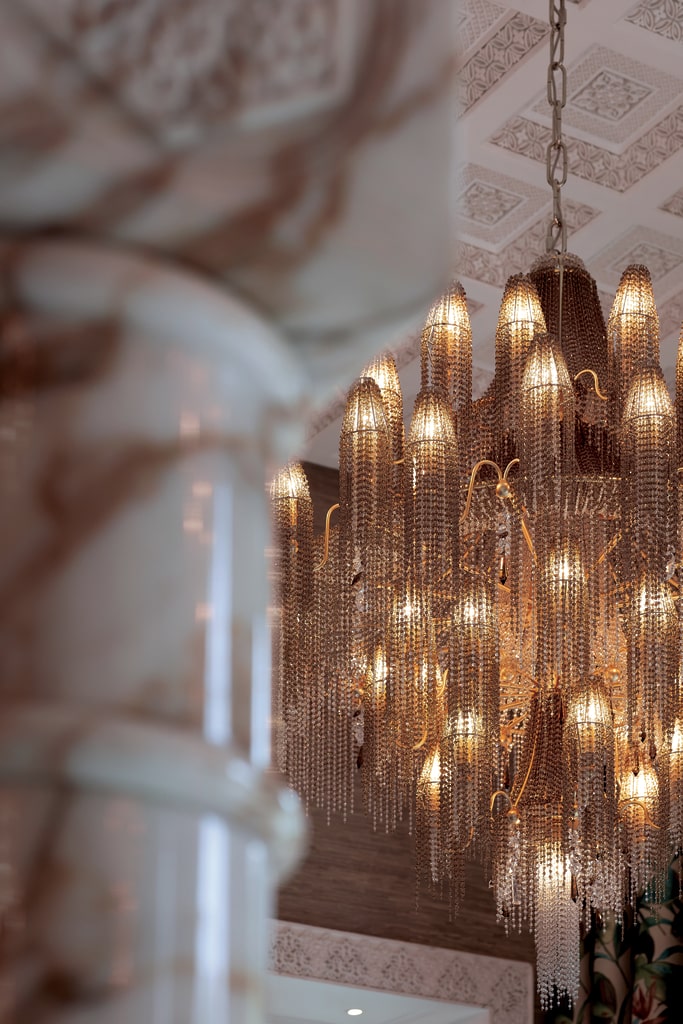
547, 864, 683, 1024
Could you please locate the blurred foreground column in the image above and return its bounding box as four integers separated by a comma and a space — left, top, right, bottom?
0, 1, 457, 1021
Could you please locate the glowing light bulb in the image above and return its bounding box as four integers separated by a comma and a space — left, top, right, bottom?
572, 691, 609, 728
419, 747, 441, 812
347, 1011, 363, 1018
672, 719, 683, 756
621, 764, 657, 805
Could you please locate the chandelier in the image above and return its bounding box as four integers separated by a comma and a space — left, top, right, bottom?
270, 1, 683, 1010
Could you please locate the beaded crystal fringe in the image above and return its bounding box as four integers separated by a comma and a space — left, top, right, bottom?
271, 265, 683, 1010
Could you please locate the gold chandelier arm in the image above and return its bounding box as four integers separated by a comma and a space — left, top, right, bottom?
461, 459, 505, 523
573, 368, 608, 401
490, 788, 512, 814
506, 487, 537, 565
461, 458, 537, 563
587, 530, 622, 578
314, 503, 340, 570
510, 726, 539, 811
618, 798, 662, 831
519, 517, 537, 565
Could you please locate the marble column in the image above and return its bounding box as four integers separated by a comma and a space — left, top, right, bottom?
0, 2, 458, 1021
0, 242, 308, 1022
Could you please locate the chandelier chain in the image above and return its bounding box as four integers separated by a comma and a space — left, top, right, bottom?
546, 0, 568, 255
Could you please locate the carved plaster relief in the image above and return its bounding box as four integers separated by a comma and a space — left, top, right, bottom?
20, 0, 359, 143
529, 45, 682, 148
490, 106, 683, 193
625, 0, 683, 43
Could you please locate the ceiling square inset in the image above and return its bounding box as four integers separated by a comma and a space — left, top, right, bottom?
460, 181, 524, 226
456, 164, 552, 250
592, 227, 683, 293
530, 45, 682, 150
571, 69, 652, 122
614, 241, 682, 280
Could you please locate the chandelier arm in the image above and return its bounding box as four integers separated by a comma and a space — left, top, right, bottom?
313, 502, 340, 570
618, 798, 662, 831
573, 368, 608, 401
510, 723, 539, 811
503, 458, 520, 480
460, 458, 506, 523
490, 788, 512, 814
505, 487, 537, 564
587, 529, 622, 579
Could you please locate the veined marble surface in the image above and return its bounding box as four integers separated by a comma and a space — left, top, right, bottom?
0, 2, 458, 1020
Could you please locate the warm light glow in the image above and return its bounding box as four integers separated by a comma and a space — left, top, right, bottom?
362, 353, 400, 396
449, 710, 481, 737
270, 461, 310, 501
623, 366, 674, 425
419, 747, 441, 814
272, 210, 681, 1015
610, 264, 657, 321
546, 544, 583, 585
573, 693, 609, 728
408, 388, 454, 444
672, 719, 683, 756
621, 764, 657, 805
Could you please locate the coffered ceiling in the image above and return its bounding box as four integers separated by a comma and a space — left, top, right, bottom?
306, 0, 683, 467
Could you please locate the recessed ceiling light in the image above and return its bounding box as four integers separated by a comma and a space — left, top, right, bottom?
347, 1012, 363, 1018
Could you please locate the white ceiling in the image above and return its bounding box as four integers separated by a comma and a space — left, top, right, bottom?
266, 975, 490, 1024
304, 0, 683, 467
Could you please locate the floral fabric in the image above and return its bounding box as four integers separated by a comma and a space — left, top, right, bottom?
546, 866, 683, 1024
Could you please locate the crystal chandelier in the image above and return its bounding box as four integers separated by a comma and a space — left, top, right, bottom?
270, 1, 683, 1009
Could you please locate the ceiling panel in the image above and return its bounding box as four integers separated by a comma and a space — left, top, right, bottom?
305, 0, 683, 468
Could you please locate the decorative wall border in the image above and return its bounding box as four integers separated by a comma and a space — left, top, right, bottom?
270, 920, 534, 1024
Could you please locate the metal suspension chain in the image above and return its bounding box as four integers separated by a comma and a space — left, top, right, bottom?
545, 0, 568, 256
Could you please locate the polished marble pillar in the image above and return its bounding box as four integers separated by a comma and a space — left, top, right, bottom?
0, 1, 457, 1020
0, 243, 306, 1022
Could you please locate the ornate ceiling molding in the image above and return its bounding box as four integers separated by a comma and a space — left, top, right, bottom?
457, 199, 599, 289
625, 0, 683, 43
460, 9, 547, 113
490, 106, 683, 193
270, 921, 533, 1024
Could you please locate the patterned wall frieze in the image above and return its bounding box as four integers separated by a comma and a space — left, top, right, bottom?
460, 9, 547, 113
490, 106, 683, 193
662, 189, 683, 219
625, 0, 683, 42
270, 921, 533, 1024
457, 199, 599, 289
